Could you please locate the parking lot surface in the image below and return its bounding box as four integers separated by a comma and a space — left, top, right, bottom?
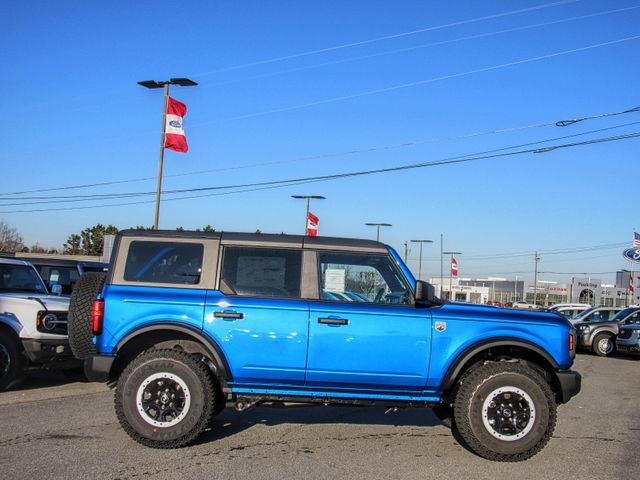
0, 355, 638, 480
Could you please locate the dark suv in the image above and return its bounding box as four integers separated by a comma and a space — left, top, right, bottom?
68, 230, 580, 461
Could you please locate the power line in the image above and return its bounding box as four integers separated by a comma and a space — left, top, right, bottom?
2, 111, 639, 201
1, 129, 639, 214
202, 5, 640, 90
198, 35, 640, 126
191, 0, 580, 77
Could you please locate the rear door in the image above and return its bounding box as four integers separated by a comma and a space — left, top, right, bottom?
204, 246, 309, 386
305, 251, 431, 390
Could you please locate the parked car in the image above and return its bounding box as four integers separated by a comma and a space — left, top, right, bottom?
511, 301, 538, 309
0, 258, 78, 390
616, 321, 640, 356
553, 305, 591, 320
485, 300, 504, 307
570, 306, 623, 325
21, 257, 108, 296
548, 303, 591, 311
68, 230, 580, 461
575, 307, 640, 356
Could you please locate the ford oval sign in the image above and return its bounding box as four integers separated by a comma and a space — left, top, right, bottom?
623, 247, 640, 263
169, 120, 182, 128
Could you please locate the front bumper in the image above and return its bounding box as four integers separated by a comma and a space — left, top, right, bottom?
21, 339, 80, 368
577, 333, 592, 349
616, 336, 640, 355
555, 369, 581, 404
84, 355, 115, 382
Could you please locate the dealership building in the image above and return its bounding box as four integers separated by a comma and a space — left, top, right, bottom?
430, 271, 638, 306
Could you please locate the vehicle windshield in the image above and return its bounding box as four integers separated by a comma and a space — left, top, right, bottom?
0, 264, 48, 294
573, 308, 593, 320
611, 308, 638, 322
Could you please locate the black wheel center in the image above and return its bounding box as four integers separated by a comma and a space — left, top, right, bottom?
141, 378, 186, 422
486, 391, 532, 437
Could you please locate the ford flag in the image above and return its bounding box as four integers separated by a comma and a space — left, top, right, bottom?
164, 97, 188, 152
307, 212, 319, 236
451, 257, 458, 277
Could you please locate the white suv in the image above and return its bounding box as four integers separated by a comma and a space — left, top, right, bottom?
0, 258, 77, 390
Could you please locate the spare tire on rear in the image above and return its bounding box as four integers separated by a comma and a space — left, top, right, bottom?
68, 272, 106, 360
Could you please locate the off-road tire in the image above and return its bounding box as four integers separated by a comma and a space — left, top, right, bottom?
592, 333, 615, 357
0, 329, 26, 391
67, 272, 106, 359
453, 362, 556, 462
115, 349, 216, 448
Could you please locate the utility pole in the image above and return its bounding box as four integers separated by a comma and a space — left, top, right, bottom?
137, 78, 198, 230
411, 239, 433, 281
533, 251, 540, 306
403, 241, 409, 263
292, 195, 325, 235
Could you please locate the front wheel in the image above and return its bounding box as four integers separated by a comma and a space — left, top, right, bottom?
115, 349, 217, 448
0, 330, 26, 391
592, 333, 615, 357
453, 362, 556, 462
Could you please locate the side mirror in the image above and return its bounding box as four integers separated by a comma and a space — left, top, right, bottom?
51, 284, 63, 296
415, 280, 439, 304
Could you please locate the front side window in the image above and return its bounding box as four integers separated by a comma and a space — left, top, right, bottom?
221, 247, 302, 298
37, 266, 80, 295
124, 241, 203, 285
319, 252, 412, 305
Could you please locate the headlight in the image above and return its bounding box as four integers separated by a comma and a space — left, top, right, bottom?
42, 313, 58, 331
578, 325, 591, 333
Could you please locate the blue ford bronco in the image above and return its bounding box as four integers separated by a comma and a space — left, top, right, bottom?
68, 230, 580, 461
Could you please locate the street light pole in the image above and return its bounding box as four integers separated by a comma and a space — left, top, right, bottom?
138, 78, 198, 230
292, 195, 325, 235
365, 223, 392, 242
411, 239, 433, 281
533, 251, 540, 305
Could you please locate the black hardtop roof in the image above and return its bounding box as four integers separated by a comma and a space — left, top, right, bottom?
118, 229, 387, 252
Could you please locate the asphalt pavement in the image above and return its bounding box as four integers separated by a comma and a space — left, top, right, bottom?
0, 354, 638, 480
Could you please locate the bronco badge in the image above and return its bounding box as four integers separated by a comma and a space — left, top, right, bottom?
435, 321, 446, 332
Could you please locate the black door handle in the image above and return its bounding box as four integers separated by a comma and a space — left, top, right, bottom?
214, 311, 244, 320
318, 317, 349, 325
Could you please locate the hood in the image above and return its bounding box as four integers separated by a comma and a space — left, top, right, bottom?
439, 302, 570, 327
0, 293, 70, 311
620, 324, 640, 331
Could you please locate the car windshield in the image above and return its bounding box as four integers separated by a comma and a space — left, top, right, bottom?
574, 308, 593, 320
0, 264, 48, 294
611, 308, 638, 321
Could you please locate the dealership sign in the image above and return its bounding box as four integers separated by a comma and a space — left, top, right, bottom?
623, 247, 640, 263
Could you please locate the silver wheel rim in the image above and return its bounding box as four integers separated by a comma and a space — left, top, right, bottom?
481, 386, 536, 442
598, 337, 613, 354
136, 372, 191, 428
0, 344, 10, 378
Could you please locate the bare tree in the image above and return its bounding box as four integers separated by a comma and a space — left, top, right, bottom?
0, 220, 25, 253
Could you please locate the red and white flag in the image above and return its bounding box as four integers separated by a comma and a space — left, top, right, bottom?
306, 212, 319, 236
630, 274, 635, 296
164, 97, 188, 152
451, 257, 458, 277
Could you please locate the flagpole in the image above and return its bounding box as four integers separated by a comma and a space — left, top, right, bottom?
153, 83, 170, 230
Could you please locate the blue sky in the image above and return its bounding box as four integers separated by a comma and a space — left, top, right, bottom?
1, 0, 639, 283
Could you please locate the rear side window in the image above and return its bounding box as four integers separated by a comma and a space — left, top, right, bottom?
124, 241, 204, 285
221, 247, 302, 298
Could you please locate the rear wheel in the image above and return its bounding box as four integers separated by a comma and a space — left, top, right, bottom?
0, 330, 26, 391
592, 333, 615, 357
67, 272, 106, 359
453, 362, 556, 462
115, 349, 216, 448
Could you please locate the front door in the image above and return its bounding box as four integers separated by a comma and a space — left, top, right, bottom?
306, 251, 431, 390
204, 246, 309, 386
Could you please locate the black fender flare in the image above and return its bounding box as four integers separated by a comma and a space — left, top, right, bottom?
116, 323, 233, 382
440, 337, 560, 392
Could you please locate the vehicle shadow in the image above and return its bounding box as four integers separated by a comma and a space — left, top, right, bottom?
197, 403, 448, 445
7, 370, 83, 392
